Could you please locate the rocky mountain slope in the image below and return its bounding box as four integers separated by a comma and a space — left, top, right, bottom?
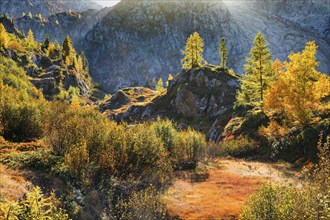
0, 0, 102, 18
9, 0, 330, 92
0, 16, 91, 99
81, 0, 329, 91
101, 66, 239, 142
14, 8, 111, 43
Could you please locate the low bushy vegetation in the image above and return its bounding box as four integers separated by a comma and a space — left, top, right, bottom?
0, 187, 70, 220
103, 186, 167, 220
220, 136, 258, 157
240, 135, 330, 220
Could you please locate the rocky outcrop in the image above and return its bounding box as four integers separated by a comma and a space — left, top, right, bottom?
102, 66, 239, 141
0, 0, 102, 18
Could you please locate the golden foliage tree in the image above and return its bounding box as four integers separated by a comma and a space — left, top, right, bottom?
0, 24, 9, 49
236, 33, 275, 107
27, 29, 35, 43
181, 32, 205, 69
62, 35, 76, 65
264, 41, 328, 126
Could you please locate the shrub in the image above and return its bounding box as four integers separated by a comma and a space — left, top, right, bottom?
0, 187, 70, 220
240, 134, 330, 220
124, 124, 173, 187
152, 118, 178, 154
174, 128, 207, 163
105, 186, 166, 220
0, 84, 47, 141
220, 136, 258, 157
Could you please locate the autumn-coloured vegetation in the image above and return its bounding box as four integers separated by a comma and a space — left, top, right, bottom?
0, 19, 329, 220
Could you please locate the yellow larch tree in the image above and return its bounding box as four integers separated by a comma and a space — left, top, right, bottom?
264, 41, 327, 126
181, 32, 205, 69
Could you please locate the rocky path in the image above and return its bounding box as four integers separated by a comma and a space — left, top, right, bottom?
164, 158, 301, 220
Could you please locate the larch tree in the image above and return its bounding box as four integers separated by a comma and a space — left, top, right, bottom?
62, 35, 76, 65
219, 38, 228, 69
0, 24, 9, 49
181, 32, 205, 69
80, 52, 89, 72
236, 32, 275, 107
264, 41, 327, 126
156, 78, 164, 92
42, 34, 50, 52
145, 76, 151, 88
76, 56, 84, 72
27, 29, 35, 46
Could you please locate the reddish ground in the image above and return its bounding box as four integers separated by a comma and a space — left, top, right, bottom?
164, 158, 299, 220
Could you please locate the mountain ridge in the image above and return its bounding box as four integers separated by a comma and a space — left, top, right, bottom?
6, 0, 330, 92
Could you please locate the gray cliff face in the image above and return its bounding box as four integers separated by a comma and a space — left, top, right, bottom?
15, 8, 111, 44
253, 0, 330, 41
0, 0, 102, 18
10, 0, 330, 92
81, 0, 330, 91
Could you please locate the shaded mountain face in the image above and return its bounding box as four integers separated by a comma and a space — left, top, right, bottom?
14, 8, 111, 43
81, 0, 330, 91
10, 0, 330, 92
0, 0, 102, 17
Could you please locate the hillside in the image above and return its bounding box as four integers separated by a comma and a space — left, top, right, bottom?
101, 66, 239, 141
7, 0, 328, 92
0, 0, 102, 18
0, 16, 92, 100
1, 1, 330, 220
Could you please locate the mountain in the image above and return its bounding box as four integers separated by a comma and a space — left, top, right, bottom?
10, 0, 330, 92
81, 0, 330, 91
14, 8, 111, 43
0, 0, 102, 18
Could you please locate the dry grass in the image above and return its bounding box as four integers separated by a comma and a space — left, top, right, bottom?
164, 158, 300, 220
104, 87, 166, 115
0, 164, 30, 201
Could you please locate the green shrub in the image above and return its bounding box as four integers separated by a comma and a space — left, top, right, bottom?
174, 128, 207, 163
124, 124, 173, 187
152, 118, 178, 154
0, 187, 70, 220
0, 56, 47, 142
240, 134, 330, 220
105, 186, 166, 220
220, 136, 258, 157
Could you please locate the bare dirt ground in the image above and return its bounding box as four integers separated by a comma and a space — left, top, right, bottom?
164, 158, 301, 220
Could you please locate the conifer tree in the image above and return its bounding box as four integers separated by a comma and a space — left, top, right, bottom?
236, 32, 274, 107
27, 29, 35, 46
264, 41, 328, 126
219, 38, 228, 69
80, 52, 89, 72
166, 74, 173, 87
181, 32, 205, 69
42, 34, 50, 52
156, 78, 164, 92
0, 24, 9, 49
76, 56, 83, 72
152, 77, 157, 89
62, 35, 76, 65
145, 76, 151, 88
28, 12, 32, 18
